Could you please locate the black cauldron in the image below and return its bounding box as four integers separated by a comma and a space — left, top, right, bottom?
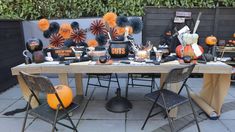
26, 38, 43, 53
108, 41, 130, 58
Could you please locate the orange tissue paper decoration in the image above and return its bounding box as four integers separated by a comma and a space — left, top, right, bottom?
103, 12, 117, 28
87, 39, 98, 47
116, 27, 125, 35
59, 23, 73, 39
127, 26, 133, 34
47, 85, 73, 110
38, 18, 50, 31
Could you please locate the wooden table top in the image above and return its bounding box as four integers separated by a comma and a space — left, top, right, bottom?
11, 60, 232, 75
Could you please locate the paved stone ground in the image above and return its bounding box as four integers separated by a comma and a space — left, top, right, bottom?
0, 77, 235, 132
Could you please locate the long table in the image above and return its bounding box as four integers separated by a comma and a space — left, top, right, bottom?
11, 60, 232, 118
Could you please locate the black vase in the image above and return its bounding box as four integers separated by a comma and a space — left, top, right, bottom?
108, 41, 130, 58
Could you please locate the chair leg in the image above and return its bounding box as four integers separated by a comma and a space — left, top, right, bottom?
185, 85, 201, 132
85, 75, 91, 96
97, 75, 102, 86
52, 106, 60, 132
105, 75, 112, 100
131, 74, 134, 87
115, 73, 120, 89
126, 74, 130, 98
160, 92, 175, 132
67, 114, 78, 132
151, 76, 155, 93
141, 93, 160, 130
21, 95, 33, 132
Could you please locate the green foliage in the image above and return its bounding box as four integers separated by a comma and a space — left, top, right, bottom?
0, 0, 234, 20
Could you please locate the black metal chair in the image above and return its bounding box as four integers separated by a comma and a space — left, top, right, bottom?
19, 71, 79, 132
141, 64, 200, 132
125, 73, 159, 98
85, 73, 120, 100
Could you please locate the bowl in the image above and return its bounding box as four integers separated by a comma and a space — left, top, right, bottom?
87, 50, 107, 61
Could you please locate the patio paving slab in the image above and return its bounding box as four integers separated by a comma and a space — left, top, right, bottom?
81, 100, 125, 120
77, 119, 125, 132
0, 86, 22, 100
0, 99, 18, 113
0, 118, 33, 132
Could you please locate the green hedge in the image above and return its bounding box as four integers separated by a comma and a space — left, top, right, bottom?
0, 0, 234, 20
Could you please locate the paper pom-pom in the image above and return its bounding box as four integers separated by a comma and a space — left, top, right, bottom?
103, 12, 117, 28
43, 29, 51, 38
70, 29, 86, 43
59, 23, 73, 39
71, 21, 79, 30
96, 34, 107, 46
38, 18, 50, 31
49, 22, 60, 34
116, 27, 125, 35
90, 20, 107, 35
116, 16, 129, 27
64, 39, 76, 47
129, 17, 143, 34
87, 39, 98, 47
49, 34, 65, 47
127, 26, 133, 34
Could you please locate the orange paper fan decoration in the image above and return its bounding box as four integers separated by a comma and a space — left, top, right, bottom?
49, 34, 65, 48
71, 29, 86, 43
38, 18, 50, 31
87, 39, 98, 47
59, 23, 72, 39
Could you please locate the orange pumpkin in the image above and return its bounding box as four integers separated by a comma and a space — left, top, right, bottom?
175, 45, 204, 59
205, 35, 217, 46
47, 85, 73, 110
59, 23, 73, 39
38, 18, 50, 31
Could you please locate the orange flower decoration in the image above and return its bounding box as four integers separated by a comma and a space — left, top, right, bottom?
127, 26, 133, 34
38, 18, 50, 31
59, 23, 72, 39
116, 27, 125, 35
87, 39, 98, 47
103, 12, 117, 28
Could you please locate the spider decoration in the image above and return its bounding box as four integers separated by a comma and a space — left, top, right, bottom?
70, 29, 87, 43
49, 34, 65, 48
90, 20, 107, 35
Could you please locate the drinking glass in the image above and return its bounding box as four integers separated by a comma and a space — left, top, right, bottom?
155, 50, 163, 62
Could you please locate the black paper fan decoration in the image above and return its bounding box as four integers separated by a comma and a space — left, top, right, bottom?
71, 29, 86, 43
90, 20, 107, 35
49, 34, 65, 47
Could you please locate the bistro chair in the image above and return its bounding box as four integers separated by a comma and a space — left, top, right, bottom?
126, 73, 159, 98
141, 64, 200, 132
85, 73, 120, 100
19, 71, 79, 132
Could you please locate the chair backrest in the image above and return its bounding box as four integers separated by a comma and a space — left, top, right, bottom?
164, 64, 195, 84
19, 71, 56, 94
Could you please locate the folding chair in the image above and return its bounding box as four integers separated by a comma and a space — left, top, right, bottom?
141, 64, 200, 132
20, 71, 79, 132
125, 73, 159, 98
85, 73, 120, 100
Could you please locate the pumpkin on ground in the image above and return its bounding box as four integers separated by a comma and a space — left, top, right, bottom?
175, 45, 204, 59
47, 85, 73, 110
38, 19, 50, 31
205, 35, 217, 46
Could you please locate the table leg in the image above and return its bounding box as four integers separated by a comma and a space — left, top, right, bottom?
75, 73, 84, 96
17, 75, 39, 108
58, 73, 69, 85
160, 74, 180, 118
199, 73, 231, 115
